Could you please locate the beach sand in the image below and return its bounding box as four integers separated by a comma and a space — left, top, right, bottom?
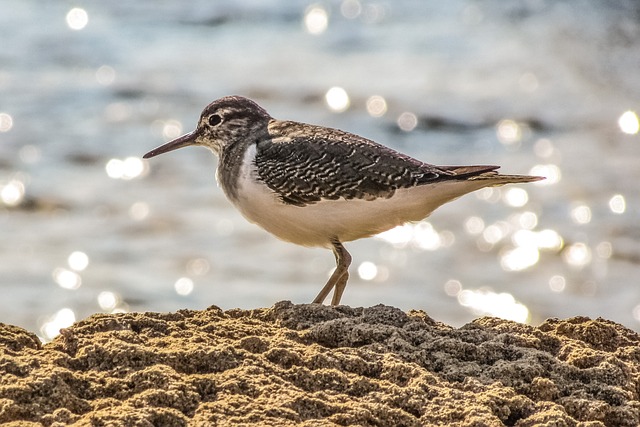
0, 301, 638, 426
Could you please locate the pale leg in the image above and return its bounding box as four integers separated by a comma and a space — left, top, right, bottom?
312, 241, 352, 305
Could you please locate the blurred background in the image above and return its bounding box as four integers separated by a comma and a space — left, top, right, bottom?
1, 1, 639, 341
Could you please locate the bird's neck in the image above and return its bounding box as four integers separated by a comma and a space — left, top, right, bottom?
216, 120, 273, 201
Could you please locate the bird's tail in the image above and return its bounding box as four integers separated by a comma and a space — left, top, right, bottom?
468, 171, 545, 186
439, 165, 545, 186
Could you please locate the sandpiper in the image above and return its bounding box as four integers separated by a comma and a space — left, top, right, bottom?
144, 96, 543, 306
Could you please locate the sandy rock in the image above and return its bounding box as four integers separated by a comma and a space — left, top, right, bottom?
0, 302, 638, 426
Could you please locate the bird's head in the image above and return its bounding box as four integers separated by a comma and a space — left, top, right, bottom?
143, 95, 271, 159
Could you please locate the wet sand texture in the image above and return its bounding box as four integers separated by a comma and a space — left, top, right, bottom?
0, 301, 638, 426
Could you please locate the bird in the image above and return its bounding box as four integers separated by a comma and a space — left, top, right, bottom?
143, 96, 544, 306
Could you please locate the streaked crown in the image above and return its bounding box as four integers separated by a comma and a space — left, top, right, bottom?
194, 96, 272, 155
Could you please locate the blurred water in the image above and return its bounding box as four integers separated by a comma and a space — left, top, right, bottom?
1, 1, 639, 340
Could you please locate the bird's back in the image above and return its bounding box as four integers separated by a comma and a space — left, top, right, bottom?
224, 119, 542, 247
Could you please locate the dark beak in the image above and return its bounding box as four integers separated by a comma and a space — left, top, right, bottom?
143, 130, 198, 159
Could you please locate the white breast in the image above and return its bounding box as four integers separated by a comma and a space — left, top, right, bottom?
227, 144, 490, 248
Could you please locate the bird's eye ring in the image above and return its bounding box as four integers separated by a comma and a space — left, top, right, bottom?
208, 114, 222, 127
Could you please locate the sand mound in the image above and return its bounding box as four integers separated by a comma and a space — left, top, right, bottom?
0, 302, 638, 426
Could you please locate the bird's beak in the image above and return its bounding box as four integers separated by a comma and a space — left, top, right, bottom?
143, 130, 198, 159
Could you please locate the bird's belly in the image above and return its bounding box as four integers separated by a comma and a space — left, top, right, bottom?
230, 175, 483, 248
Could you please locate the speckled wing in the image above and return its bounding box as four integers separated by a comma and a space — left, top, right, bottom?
254, 122, 476, 207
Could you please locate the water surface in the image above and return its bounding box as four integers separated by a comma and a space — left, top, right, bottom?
1, 1, 639, 339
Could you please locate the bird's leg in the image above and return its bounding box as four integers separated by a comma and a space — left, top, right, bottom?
330, 242, 351, 306
312, 241, 352, 305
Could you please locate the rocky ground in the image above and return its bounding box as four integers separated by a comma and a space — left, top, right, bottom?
0, 301, 639, 426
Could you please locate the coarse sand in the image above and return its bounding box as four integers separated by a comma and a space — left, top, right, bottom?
0, 301, 639, 426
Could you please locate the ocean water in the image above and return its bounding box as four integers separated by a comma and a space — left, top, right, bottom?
1, 1, 639, 340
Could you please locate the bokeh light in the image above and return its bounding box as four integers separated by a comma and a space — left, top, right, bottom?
357, 261, 378, 281
341, 0, 362, 19
464, 216, 485, 235
0, 112, 13, 132
563, 242, 592, 268
457, 288, 529, 323
482, 222, 509, 245
529, 164, 560, 185
503, 187, 529, 207
66, 8, 88, 31
609, 194, 626, 214
549, 275, 566, 293
570, 205, 592, 225
596, 241, 612, 259
375, 224, 413, 248
375, 221, 450, 251
511, 229, 563, 251
98, 291, 120, 311
413, 222, 443, 250
129, 201, 150, 221
362, 3, 386, 23
366, 95, 388, 117
304, 5, 328, 35
1, 180, 25, 206
106, 157, 147, 180
397, 112, 417, 132
496, 119, 522, 145
96, 65, 116, 85
444, 279, 462, 297
534, 138, 555, 158
618, 111, 639, 135
40, 308, 76, 341
175, 277, 194, 296
187, 258, 211, 276
53, 268, 82, 290
500, 246, 540, 271
325, 87, 350, 112
514, 211, 538, 230
476, 187, 501, 203
162, 119, 183, 140
68, 251, 89, 271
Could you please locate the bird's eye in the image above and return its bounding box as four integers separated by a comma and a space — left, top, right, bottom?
208, 114, 222, 127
